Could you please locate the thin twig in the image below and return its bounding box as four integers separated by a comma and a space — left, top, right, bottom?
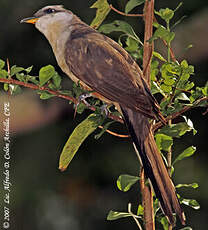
110, 4, 143, 17
98, 125, 129, 138
128, 203, 143, 230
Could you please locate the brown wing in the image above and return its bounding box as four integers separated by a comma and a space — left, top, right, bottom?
64, 27, 157, 118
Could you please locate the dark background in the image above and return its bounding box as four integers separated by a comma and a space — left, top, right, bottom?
0, 0, 207, 229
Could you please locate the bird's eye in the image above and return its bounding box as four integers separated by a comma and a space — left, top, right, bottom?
44, 8, 55, 14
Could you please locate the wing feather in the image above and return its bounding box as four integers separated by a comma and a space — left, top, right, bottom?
64, 26, 157, 118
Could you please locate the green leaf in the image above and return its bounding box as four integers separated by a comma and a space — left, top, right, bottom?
158, 8, 174, 22
75, 103, 88, 114
59, 113, 103, 171
176, 93, 190, 101
94, 121, 114, 139
176, 183, 198, 189
25, 66, 33, 73
26, 75, 39, 85
0, 59, 5, 69
39, 91, 55, 100
0, 69, 8, 79
160, 84, 172, 93
124, 37, 139, 52
99, 20, 139, 40
125, 0, 145, 14
39, 65, 55, 86
137, 204, 144, 216
155, 133, 173, 152
16, 73, 26, 82
179, 227, 192, 230
173, 146, 196, 164
160, 216, 169, 230
117, 174, 140, 192
153, 51, 167, 62
9, 85, 22, 95
151, 81, 166, 96
107, 210, 131, 220
183, 116, 197, 135
181, 198, 200, 210
150, 25, 175, 43
90, 0, 111, 29
52, 72, 62, 89
10, 66, 24, 76
157, 122, 194, 138
4, 83, 9, 91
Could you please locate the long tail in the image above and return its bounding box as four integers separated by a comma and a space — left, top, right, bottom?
121, 107, 186, 226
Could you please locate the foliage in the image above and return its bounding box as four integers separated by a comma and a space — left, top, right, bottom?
0, 0, 207, 229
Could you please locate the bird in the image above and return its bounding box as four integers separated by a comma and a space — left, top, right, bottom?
21, 5, 185, 225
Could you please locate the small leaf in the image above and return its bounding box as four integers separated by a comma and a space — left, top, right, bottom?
59, 114, 103, 171
176, 93, 190, 101
158, 8, 174, 22
150, 25, 175, 43
9, 85, 22, 95
90, 0, 111, 29
173, 146, 196, 164
176, 183, 198, 189
27, 75, 39, 85
107, 210, 131, 220
155, 133, 173, 152
181, 198, 200, 210
39, 91, 55, 100
160, 84, 172, 93
137, 204, 144, 216
117, 174, 140, 192
125, 36, 139, 52
153, 51, 167, 62
10, 66, 24, 76
16, 73, 26, 82
0, 59, 5, 69
160, 216, 169, 230
25, 66, 33, 73
125, 0, 145, 14
179, 227, 192, 230
94, 121, 114, 139
99, 20, 139, 40
39, 65, 55, 86
52, 72, 62, 89
157, 122, 194, 138
0, 69, 8, 79
4, 83, 9, 91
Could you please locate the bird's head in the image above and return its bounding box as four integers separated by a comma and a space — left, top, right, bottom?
20, 5, 75, 36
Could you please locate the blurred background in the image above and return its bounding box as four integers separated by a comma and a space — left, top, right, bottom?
0, 0, 207, 229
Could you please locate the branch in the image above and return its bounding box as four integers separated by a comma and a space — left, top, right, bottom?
0, 77, 206, 134
153, 96, 208, 131
0, 77, 124, 124
142, 1, 155, 229
110, 4, 143, 17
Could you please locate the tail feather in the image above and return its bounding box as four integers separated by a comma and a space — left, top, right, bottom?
121, 107, 185, 226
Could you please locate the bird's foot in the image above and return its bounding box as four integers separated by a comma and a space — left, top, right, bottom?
74, 93, 92, 118
77, 93, 92, 107
100, 104, 110, 117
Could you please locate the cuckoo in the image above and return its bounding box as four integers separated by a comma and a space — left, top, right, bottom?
21, 5, 185, 225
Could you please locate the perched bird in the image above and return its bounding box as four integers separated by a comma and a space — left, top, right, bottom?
21, 5, 185, 225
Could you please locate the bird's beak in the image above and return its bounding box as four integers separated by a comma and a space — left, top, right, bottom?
20, 16, 39, 24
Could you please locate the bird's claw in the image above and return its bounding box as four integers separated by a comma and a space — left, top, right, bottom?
100, 104, 110, 117
73, 93, 92, 119
77, 93, 92, 107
